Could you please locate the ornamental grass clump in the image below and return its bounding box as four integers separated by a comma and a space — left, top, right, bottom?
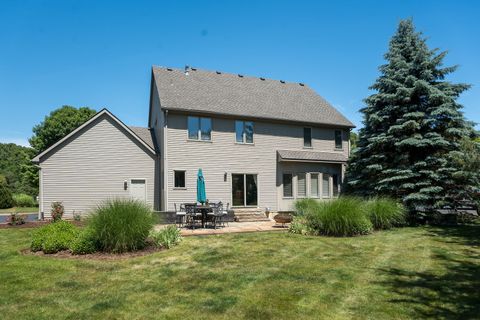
88, 199, 154, 253
150, 225, 182, 249
364, 197, 406, 230
294, 198, 322, 216
304, 197, 373, 236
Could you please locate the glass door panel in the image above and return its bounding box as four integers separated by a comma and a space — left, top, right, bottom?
245, 174, 258, 206
232, 174, 245, 206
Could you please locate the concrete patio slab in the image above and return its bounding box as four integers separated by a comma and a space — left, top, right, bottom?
154, 220, 289, 236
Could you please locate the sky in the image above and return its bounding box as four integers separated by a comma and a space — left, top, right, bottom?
0, 0, 479, 147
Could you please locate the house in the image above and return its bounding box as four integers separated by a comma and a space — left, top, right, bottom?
33, 66, 354, 219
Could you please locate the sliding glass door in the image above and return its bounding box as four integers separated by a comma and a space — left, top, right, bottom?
232, 174, 258, 206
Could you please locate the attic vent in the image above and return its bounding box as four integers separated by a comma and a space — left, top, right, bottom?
260, 77, 265, 81
238, 74, 244, 78
299, 83, 305, 86
216, 71, 222, 74
166, 68, 173, 71
280, 80, 285, 83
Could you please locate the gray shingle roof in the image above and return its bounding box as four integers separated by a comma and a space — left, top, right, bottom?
129, 126, 156, 150
277, 149, 348, 163
152, 66, 354, 128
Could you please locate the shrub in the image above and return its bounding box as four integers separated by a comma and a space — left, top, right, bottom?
13, 193, 36, 207
294, 198, 322, 216
30, 220, 79, 253
0, 183, 14, 209
364, 197, 406, 229
288, 217, 311, 235
7, 213, 26, 226
150, 225, 182, 249
51, 202, 64, 221
70, 229, 96, 255
88, 199, 154, 253
303, 197, 373, 236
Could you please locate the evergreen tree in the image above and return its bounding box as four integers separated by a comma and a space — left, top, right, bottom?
346, 19, 474, 209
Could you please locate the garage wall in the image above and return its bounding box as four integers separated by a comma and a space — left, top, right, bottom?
39, 113, 156, 217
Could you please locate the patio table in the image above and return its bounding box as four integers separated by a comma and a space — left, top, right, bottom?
196, 205, 213, 228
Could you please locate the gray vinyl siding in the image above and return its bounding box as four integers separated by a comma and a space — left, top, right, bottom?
165, 113, 348, 211
39, 114, 156, 217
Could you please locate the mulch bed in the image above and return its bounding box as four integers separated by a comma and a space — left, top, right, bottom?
20, 245, 165, 260
0, 220, 85, 229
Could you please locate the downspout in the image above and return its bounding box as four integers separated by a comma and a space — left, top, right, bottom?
164, 110, 168, 211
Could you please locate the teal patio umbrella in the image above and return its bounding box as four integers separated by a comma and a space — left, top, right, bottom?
196, 169, 207, 204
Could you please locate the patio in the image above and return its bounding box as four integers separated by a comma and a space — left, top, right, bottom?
155, 220, 288, 236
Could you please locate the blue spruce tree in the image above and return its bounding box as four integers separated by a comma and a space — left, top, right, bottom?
346, 19, 475, 210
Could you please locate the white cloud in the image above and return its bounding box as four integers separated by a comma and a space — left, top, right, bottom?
0, 138, 31, 147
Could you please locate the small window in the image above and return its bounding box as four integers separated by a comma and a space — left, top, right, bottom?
174, 171, 186, 188
303, 127, 312, 148
333, 174, 339, 197
283, 173, 293, 197
235, 120, 254, 144
297, 173, 307, 197
335, 130, 343, 149
188, 116, 211, 141
322, 174, 331, 198
310, 173, 319, 198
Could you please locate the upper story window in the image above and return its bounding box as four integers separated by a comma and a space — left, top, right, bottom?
235, 120, 254, 144
334, 130, 343, 149
303, 127, 312, 148
188, 116, 211, 141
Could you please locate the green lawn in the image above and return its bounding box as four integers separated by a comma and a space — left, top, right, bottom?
0, 226, 479, 319
0, 207, 38, 214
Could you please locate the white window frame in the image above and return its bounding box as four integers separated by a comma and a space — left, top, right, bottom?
282, 172, 294, 199
187, 116, 212, 142
334, 130, 343, 150
235, 120, 254, 144
303, 127, 312, 148
173, 170, 186, 189
231, 173, 259, 207
308, 172, 321, 198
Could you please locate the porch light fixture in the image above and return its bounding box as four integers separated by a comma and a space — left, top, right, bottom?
224, 172, 227, 182
124, 180, 128, 190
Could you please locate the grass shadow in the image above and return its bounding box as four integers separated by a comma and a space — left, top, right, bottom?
378, 224, 480, 319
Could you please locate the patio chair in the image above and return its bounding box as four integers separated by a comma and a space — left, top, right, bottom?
222, 202, 230, 227
174, 203, 186, 227
210, 202, 224, 229
184, 203, 199, 229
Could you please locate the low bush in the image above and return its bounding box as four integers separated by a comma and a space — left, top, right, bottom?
303, 197, 373, 236
30, 220, 79, 253
288, 217, 311, 235
88, 199, 154, 253
12, 193, 36, 207
70, 229, 96, 255
0, 183, 14, 209
7, 213, 26, 226
150, 225, 182, 249
51, 202, 64, 221
364, 197, 406, 229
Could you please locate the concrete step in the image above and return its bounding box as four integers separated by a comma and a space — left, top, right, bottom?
233, 208, 270, 222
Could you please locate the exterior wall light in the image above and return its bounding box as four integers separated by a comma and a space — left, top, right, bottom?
124, 180, 128, 190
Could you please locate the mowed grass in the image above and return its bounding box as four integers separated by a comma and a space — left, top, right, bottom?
0, 225, 479, 319
0, 207, 38, 213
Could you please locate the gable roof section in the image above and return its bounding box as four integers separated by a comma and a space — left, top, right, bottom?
32, 109, 156, 163
128, 126, 156, 150
277, 149, 348, 163
152, 66, 355, 128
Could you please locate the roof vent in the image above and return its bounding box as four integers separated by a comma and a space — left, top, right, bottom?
216, 71, 221, 74
166, 68, 173, 71
238, 74, 244, 78
260, 77, 265, 81
280, 80, 285, 83
184, 65, 189, 75
299, 83, 305, 86
191, 67, 197, 71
